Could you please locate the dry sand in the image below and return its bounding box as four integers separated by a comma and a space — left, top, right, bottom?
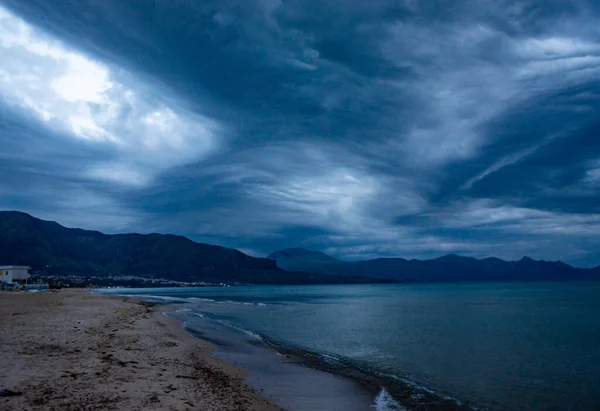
0, 289, 282, 411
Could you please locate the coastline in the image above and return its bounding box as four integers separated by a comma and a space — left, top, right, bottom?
0, 290, 282, 411
1, 289, 477, 411
170, 308, 380, 411
152, 292, 473, 411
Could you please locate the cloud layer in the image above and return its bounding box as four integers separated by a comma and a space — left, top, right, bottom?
0, 0, 599, 266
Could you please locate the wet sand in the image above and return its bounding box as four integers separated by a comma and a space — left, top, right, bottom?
179, 312, 378, 411
0, 290, 281, 411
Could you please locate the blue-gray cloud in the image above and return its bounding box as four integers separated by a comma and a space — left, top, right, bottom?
0, 0, 599, 267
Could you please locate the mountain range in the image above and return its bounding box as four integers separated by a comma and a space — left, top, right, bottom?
0, 211, 389, 285
2, 211, 598, 285
268, 248, 600, 282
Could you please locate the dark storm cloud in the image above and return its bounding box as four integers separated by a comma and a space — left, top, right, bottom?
0, 0, 599, 266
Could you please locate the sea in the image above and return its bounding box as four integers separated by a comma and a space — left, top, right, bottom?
97, 282, 600, 411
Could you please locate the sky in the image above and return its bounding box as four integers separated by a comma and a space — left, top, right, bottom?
0, 0, 599, 267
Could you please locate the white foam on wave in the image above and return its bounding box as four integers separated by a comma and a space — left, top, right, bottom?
125, 294, 191, 303
215, 319, 263, 341
375, 388, 407, 411
171, 307, 207, 319
222, 300, 267, 306
188, 297, 267, 306
241, 328, 263, 341
320, 353, 342, 363
189, 297, 217, 303
379, 372, 466, 407
381, 372, 437, 396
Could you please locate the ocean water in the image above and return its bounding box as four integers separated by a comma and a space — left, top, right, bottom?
99, 282, 600, 410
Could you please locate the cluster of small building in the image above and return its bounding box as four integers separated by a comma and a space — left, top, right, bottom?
39, 273, 214, 288
0, 265, 49, 292
1, 265, 235, 289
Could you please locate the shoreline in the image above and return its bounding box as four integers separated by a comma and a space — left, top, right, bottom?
255, 340, 473, 411
1, 289, 476, 411
172, 309, 379, 411
0, 290, 282, 410
156, 295, 475, 411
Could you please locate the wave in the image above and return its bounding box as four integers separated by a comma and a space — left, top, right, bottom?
97, 290, 270, 307
375, 388, 407, 411
189, 297, 268, 306
214, 319, 264, 341
116, 294, 191, 303
189, 297, 217, 302
378, 372, 469, 407
319, 353, 343, 364
219, 299, 267, 306
252, 340, 475, 410
380, 372, 438, 396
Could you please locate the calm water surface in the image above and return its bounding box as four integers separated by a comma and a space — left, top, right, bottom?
103, 282, 600, 410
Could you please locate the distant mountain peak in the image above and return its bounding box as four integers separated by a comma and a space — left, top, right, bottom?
0, 210, 36, 221
268, 247, 314, 259
482, 257, 504, 263
0, 211, 280, 279
436, 254, 462, 260
267, 249, 596, 282
268, 247, 341, 260
268, 248, 342, 271
434, 254, 478, 262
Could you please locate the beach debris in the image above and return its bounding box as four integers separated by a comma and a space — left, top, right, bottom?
164, 384, 178, 393
175, 375, 199, 380
0, 388, 22, 397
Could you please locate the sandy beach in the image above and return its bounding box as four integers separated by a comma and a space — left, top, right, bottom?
0, 290, 282, 411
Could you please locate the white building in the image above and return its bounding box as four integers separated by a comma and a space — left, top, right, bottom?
0, 266, 31, 283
